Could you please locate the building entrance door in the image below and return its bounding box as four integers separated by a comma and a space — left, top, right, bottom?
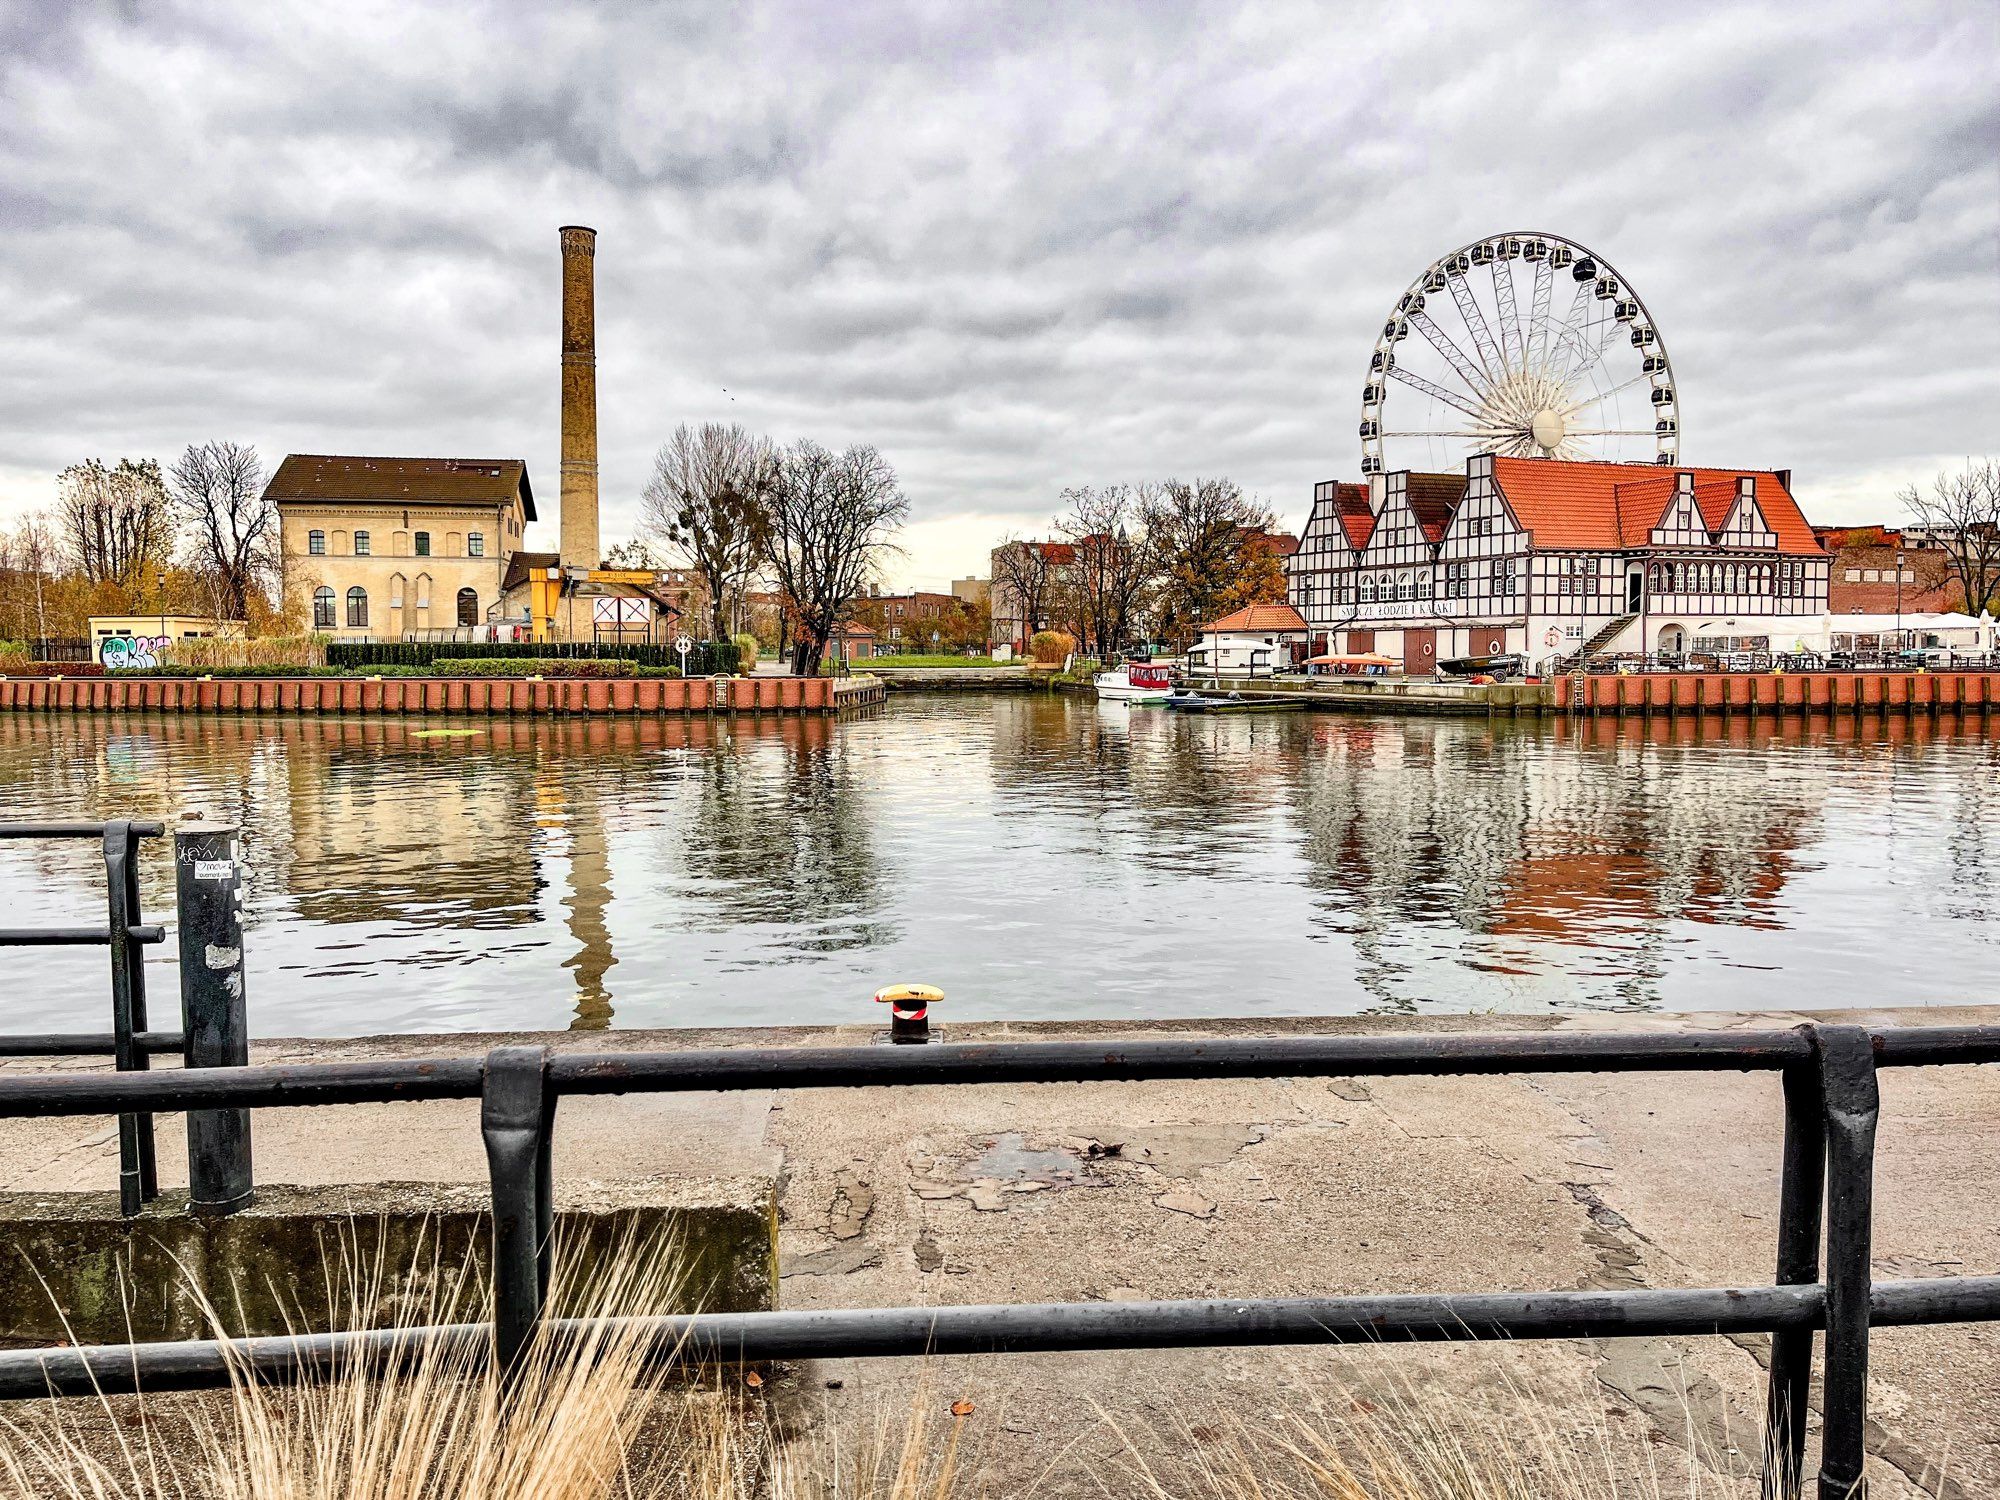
1405, 627, 1437, 675
1347, 629, 1375, 655
1626, 567, 1644, 613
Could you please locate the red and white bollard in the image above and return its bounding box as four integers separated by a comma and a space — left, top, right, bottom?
874, 983, 944, 1044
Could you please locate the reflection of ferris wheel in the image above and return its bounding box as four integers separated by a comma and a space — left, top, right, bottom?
1360, 232, 1679, 477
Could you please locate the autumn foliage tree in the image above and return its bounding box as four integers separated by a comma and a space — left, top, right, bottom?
1138, 477, 1281, 649
1900, 460, 2000, 615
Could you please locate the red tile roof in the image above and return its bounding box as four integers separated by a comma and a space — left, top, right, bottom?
1205, 602, 1308, 633
1492, 458, 1821, 554
1329, 483, 1375, 549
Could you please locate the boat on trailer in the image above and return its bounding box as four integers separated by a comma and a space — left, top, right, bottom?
1093, 662, 1176, 703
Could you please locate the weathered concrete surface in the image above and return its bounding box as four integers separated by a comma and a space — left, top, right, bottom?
1, 1008, 1993, 1495
0, 1179, 772, 1342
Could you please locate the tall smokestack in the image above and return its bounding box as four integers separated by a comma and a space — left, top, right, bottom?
558, 225, 599, 572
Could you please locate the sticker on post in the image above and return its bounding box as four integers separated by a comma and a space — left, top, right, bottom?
194, 859, 234, 881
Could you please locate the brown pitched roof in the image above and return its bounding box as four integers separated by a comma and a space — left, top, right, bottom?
266, 455, 536, 521
1405, 473, 1467, 544
501, 551, 560, 593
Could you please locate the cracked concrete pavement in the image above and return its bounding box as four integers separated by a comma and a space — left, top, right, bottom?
2, 1007, 1993, 1494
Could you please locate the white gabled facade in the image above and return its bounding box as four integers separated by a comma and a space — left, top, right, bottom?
1286, 455, 1832, 670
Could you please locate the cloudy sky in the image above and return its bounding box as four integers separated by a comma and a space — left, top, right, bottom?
2, 1, 1994, 590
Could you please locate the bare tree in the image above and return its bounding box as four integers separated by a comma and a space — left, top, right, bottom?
1139, 477, 1277, 649
0, 512, 59, 644
168, 441, 271, 619
1899, 460, 2000, 616
1056, 484, 1155, 658
56, 458, 175, 588
761, 441, 908, 675
990, 537, 1057, 648
640, 423, 776, 641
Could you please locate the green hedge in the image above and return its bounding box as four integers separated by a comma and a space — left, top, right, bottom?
326, 639, 737, 674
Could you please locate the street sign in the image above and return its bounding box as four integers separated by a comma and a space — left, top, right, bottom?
675, 634, 693, 674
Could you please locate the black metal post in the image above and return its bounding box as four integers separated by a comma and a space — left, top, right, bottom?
101, 820, 156, 1214
175, 824, 252, 1215
1814, 1025, 1880, 1500
481, 1045, 554, 1381
1763, 1054, 1827, 1500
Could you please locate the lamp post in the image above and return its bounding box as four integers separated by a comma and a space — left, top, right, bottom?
1894, 548, 1906, 656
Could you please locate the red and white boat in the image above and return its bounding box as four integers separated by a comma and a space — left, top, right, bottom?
1093, 662, 1175, 703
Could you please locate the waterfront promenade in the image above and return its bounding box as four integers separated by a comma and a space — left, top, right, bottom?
5, 1005, 1992, 1495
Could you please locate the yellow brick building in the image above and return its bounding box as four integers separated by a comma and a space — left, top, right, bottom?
267, 456, 536, 639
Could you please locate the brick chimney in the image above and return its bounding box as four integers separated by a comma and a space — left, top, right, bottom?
558, 225, 599, 572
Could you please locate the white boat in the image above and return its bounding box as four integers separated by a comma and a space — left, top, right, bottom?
1093, 662, 1175, 703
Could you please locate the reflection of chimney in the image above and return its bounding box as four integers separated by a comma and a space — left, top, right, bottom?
559, 225, 599, 572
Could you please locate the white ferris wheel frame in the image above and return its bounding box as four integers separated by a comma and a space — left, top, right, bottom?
1360, 231, 1680, 478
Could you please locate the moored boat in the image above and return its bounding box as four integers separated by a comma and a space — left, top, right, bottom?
1093, 662, 1175, 703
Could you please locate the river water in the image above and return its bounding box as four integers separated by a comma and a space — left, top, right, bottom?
1, 698, 1994, 1036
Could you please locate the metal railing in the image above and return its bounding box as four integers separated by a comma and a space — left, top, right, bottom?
0, 820, 171, 1213
0, 1024, 1993, 1496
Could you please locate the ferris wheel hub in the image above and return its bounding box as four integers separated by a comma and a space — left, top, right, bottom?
1530, 408, 1565, 453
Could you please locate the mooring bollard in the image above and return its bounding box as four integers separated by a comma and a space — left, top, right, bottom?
874, 983, 944, 1044
174, 823, 253, 1215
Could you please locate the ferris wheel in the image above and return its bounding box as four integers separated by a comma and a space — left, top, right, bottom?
1360, 232, 1679, 476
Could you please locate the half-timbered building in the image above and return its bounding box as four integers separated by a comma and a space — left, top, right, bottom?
1285, 455, 1830, 670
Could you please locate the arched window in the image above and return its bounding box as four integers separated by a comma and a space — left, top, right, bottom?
312, 587, 335, 628
1415, 568, 1432, 599
1394, 572, 1411, 602
1359, 574, 1377, 603
354, 530, 371, 557
468, 531, 485, 558
457, 587, 478, 626
308, 529, 326, 556
346, 587, 368, 628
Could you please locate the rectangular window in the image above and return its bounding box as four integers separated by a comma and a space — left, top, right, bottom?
469, 532, 485, 557
1845, 569, 1861, 581
415, 532, 431, 557
1444, 562, 1469, 599
308, 529, 326, 556
354, 530, 371, 556
1496, 558, 1517, 596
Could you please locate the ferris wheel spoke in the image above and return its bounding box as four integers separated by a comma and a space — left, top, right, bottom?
1560, 371, 1650, 416
1386, 361, 1488, 421
1445, 270, 1504, 380
1562, 428, 1657, 437
1406, 311, 1491, 400
1566, 315, 1626, 387
1491, 261, 1524, 373
1546, 281, 1596, 382
1524, 257, 1554, 374
1381, 428, 1514, 439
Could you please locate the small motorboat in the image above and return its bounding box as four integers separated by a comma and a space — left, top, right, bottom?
1094, 662, 1175, 703
1164, 690, 1308, 714
1438, 653, 1525, 680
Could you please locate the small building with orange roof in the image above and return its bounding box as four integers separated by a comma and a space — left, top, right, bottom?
1186, 601, 1311, 679
1286, 454, 1830, 671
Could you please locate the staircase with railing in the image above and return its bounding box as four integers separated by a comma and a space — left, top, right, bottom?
1547, 612, 1639, 677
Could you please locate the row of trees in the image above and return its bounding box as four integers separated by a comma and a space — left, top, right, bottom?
1, 442, 280, 643
993, 477, 1289, 656
639, 423, 908, 674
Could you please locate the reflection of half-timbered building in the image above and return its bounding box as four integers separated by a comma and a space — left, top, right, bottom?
1286, 455, 1830, 670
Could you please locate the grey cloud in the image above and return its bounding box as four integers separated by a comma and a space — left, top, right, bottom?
0, 0, 1994, 584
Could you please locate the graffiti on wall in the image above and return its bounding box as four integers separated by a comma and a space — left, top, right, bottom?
100, 635, 171, 671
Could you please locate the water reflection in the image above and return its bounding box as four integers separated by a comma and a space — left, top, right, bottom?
0, 702, 1992, 1035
